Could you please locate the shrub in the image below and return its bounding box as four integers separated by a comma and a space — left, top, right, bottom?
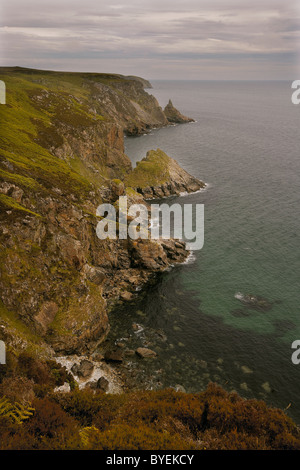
0, 376, 35, 404
17, 352, 52, 385
1, 383, 300, 450
90, 424, 199, 450
27, 397, 77, 439
53, 389, 124, 428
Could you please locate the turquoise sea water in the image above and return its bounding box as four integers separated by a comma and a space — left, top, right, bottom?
108, 81, 300, 422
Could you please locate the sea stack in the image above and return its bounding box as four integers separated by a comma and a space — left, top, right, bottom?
164, 99, 195, 123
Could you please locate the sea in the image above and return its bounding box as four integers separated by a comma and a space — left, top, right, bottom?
107, 81, 300, 423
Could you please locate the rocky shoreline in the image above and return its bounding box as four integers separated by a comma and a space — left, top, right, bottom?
0, 68, 205, 393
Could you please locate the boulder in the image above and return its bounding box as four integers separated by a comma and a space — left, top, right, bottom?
96, 376, 109, 392
136, 347, 157, 358
83, 264, 106, 285
120, 291, 134, 302
104, 348, 123, 363
71, 359, 94, 378
111, 179, 125, 197
124, 349, 135, 357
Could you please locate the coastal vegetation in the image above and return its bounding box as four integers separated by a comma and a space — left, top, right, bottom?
0, 352, 299, 450
0, 67, 298, 450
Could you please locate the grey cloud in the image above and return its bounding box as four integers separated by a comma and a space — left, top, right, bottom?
0, 0, 299, 79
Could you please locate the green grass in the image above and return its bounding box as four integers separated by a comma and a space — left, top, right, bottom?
0, 67, 155, 199
0, 71, 107, 198
125, 149, 170, 189
0, 299, 44, 350
0, 168, 43, 191
0, 193, 41, 217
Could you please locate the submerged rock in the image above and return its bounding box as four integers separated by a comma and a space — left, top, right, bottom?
262, 382, 272, 394
234, 292, 274, 312
240, 382, 249, 392
241, 365, 253, 375
231, 308, 251, 318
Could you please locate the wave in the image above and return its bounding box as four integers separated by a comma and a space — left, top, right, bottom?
234, 292, 245, 301
178, 182, 210, 197
182, 250, 196, 265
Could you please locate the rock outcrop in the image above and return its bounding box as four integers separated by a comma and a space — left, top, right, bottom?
125, 149, 205, 199
164, 99, 194, 124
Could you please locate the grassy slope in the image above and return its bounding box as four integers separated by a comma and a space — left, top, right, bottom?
0, 68, 138, 351
0, 69, 103, 210
125, 149, 170, 189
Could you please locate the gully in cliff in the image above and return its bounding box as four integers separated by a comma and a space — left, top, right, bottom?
96, 196, 204, 251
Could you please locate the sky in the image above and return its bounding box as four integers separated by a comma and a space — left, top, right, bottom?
0, 0, 299, 80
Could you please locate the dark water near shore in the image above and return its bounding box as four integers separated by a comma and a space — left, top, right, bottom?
108, 81, 300, 422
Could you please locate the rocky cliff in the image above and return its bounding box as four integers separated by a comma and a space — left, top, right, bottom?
125, 148, 205, 198
0, 67, 202, 357
164, 99, 195, 124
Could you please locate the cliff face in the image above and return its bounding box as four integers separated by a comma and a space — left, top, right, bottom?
0, 67, 200, 356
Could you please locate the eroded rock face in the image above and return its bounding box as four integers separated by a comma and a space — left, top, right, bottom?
34, 301, 59, 335
0, 69, 200, 357
82, 264, 106, 285
0, 181, 191, 354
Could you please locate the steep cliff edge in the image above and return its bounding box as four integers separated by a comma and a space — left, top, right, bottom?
0, 67, 201, 357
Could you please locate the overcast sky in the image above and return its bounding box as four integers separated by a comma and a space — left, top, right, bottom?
0, 0, 299, 79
